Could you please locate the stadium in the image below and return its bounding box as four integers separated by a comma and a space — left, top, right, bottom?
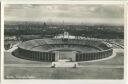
16, 32, 113, 62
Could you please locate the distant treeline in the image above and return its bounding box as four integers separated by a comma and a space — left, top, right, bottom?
4, 22, 124, 39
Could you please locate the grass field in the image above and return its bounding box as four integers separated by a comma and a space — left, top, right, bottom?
4, 67, 123, 79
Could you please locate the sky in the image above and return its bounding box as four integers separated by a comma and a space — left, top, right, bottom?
5, 4, 124, 25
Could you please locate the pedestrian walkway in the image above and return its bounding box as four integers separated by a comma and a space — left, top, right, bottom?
5, 43, 19, 52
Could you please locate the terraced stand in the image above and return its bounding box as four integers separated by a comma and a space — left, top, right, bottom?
17, 38, 113, 62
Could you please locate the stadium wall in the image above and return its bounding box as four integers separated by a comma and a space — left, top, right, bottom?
76, 49, 113, 61
17, 47, 113, 62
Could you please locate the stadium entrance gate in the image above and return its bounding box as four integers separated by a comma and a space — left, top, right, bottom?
55, 51, 76, 61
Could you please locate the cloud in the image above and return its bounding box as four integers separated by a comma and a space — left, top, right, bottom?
5, 4, 124, 25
